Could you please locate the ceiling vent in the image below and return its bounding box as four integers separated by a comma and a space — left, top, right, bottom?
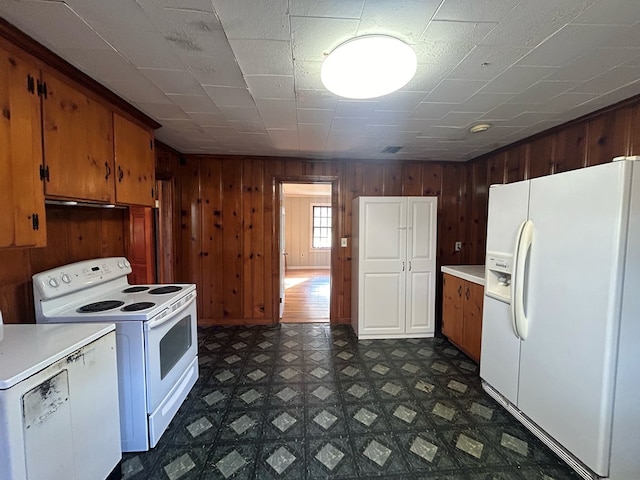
382, 146, 403, 154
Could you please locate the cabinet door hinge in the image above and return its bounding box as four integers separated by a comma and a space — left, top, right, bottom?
150, 139, 153, 150
26, 74, 35, 94
32, 213, 39, 231
151, 187, 155, 198
39, 164, 50, 181
36, 80, 48, 99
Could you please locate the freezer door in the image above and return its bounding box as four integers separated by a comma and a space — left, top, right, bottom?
480, 181, 530, 403
518, 161, 632, 476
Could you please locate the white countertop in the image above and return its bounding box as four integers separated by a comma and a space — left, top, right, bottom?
0, 323, 115, 389
441, 265, 486, 286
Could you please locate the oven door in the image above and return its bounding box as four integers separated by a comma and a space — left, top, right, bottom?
144, 292, 198, 414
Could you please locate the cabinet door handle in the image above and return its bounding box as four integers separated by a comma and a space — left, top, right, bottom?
465, 288, 470, 300
118, 165, 124, 182
32, 213, 39, 231
402, 261, 405, 271
105, 162, 111, 180
408, 261, 412, 271
457, 285, 462, 297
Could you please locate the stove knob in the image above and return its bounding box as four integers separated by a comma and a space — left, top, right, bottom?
117, 260, 125, 269
48, 278, 59, 288
61, 274, 71, 284
124, 259, 131, 268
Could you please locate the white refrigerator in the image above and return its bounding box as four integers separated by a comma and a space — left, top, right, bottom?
480, 158, 640, 480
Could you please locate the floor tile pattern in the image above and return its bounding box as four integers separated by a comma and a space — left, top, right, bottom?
121, 324, 582, 479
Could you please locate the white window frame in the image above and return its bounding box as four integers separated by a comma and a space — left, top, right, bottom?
310, 203, 332, 250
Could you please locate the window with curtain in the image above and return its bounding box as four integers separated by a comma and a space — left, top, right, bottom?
312, 205, 331, 249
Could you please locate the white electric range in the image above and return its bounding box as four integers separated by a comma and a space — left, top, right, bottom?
33, 257, 198, 452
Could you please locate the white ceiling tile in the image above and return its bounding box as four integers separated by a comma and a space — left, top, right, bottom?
140, 68, 203, 95
255, 99, 297, 129
0, 1, 111, 51
204, 86, 255, 107
293, 61, 325, 90
104, 77, 171, 104
357, 0, 441, 43
268, 129, 300, 151
481, 103, 535, 121
334, 101, 378, 118
295, 90, 340, 110
574, 81, 640, 112
298, 123, 331, 148
137, 102, 190, 120
188, 112, 229, 126
330, 117, 368, 132
229, 40, 294, 75
400, 63, 450, 92
66, 0, 153, 32
167, 94, 221, 113
291, 16, 359, 62
296, 109, 335, 124
245, 75, 295, 99
212, 0, 290, 40
60, 47, 138, 82
452, 92, 513, 112
479, 0, 596, 47
229, 121, 267, 134
547, 47, 640, 82
509, 111, 557, 127
134, 0, 215, 11
375, 91, 428, 111
290, 0, 364, 18
410, 102, 457, 120
570, 66, 640, 95
481, 66, 558, 94
436, 111, 482, 128
426, 79, 486, 103
105, 30, 185, 69
571, 0, 640, 25
449, 45, 530, 80
434, 0, 520, 22
604, 22, 640, 48
508, 81, 577, 104
181, 56, 245, 87
518, 24, 623, 67
528, 92, 599, 113
367, 110, 410, 125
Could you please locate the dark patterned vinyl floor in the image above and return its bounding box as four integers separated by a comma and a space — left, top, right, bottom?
120, 323, 581, 480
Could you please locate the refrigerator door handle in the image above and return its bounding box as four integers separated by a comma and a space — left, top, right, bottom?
510, 220, 527, 339
514, 220, 534, 340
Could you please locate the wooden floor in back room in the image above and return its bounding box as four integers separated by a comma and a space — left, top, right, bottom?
281, 269, 329, 323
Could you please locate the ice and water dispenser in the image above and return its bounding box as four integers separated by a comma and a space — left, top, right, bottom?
485, 253, 513, 303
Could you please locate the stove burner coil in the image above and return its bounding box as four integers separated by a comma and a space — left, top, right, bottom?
123, 286, 150, 293
121, 302, 156, 312
148, 286, 182, 295
77, 300, 125, 313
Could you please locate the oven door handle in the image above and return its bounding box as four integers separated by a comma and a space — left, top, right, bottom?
145, 294, 196, 331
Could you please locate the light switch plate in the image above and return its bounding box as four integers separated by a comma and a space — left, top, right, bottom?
455, 241, 462, 251
341, 237, 348, 247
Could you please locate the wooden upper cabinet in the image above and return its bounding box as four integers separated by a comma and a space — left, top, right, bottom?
0, 46, 46, 248
114, 113, 155, 207
42, 72, 114, 203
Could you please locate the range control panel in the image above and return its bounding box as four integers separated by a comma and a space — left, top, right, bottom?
33, 257, 132, 299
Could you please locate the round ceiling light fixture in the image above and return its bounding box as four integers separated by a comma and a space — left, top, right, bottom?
321, 35, 417, 99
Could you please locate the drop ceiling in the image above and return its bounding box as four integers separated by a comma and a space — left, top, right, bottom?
1, 0, 639, 162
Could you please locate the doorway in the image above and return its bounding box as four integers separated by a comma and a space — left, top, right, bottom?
280, 182, 332, 323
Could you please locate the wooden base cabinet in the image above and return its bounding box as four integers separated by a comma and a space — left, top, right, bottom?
442, 273, 484, 362
352, 196, 438, 339
0, 46, 46, 248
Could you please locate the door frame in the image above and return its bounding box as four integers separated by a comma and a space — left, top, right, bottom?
273, 175, 339, 324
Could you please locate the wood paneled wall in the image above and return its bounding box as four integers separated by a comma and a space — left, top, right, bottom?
464, 99, 640, 265
0, 205, 126, 323
178, 155, 470, 326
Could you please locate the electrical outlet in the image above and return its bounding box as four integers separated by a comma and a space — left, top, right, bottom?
341, 237, 348, 247
455, 241, 462, 252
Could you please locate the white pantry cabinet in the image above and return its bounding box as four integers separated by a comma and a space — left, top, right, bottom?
351, 196, 438, 339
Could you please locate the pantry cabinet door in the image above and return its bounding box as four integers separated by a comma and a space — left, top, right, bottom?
42, 72, 114, 203
405, 197, 437, 334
